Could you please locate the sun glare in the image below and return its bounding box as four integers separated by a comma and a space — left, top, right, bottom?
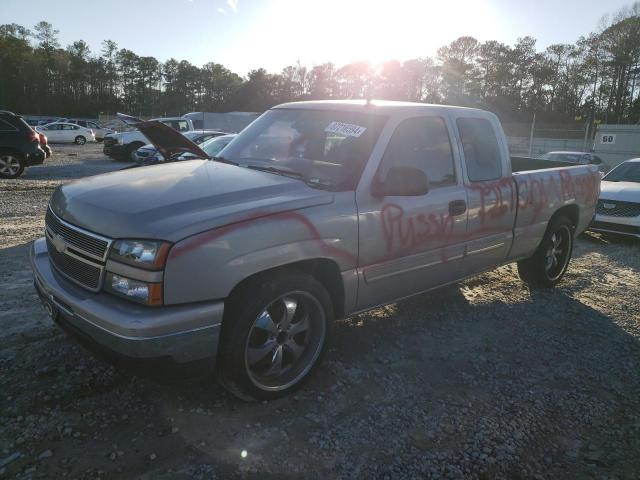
228, 0, 497, 71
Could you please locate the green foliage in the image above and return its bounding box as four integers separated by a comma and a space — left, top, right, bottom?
0, 6, 639, 124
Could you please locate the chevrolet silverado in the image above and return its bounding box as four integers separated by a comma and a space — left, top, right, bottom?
31, 100, 600, 400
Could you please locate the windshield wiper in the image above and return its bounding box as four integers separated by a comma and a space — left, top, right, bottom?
211, 155, 238, 165
246, 164, 305, 179
245, 164, 337, 190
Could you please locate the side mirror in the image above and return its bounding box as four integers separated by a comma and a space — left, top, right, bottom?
372, 166, 429, 197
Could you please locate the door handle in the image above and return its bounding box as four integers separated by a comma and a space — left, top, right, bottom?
449, 199, 467, 216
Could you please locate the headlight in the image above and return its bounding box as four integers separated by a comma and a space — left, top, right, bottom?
105, 273, 162, 306
109, 239, 170, 270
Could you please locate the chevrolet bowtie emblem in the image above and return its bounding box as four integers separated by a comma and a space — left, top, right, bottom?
51, 233, 67, 254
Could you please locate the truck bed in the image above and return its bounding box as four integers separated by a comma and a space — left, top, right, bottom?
510, 155, 576, 172
507, 159, 600, 261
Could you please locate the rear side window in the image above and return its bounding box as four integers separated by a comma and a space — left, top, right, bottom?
457, 117, 502, 182
0, 118, 18, 131
379, 116, 456, 188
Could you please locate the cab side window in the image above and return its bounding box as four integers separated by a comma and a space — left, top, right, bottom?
379, 116, 456, 188
0, 119, 17, 131
457, 117, 502, 182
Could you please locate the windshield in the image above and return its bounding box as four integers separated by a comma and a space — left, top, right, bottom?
603, 161, 640, 183
219, 108, 388, 190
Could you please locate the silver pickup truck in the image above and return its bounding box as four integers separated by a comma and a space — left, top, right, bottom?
31, 101, 600, 400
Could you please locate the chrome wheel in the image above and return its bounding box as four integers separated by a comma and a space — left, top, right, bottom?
244, 291, 326, 391
545, 225, 571, 281
0, 154, 21, 177
75, 136, 86, 145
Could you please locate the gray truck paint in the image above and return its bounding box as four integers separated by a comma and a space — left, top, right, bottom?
32, 100, 600, 364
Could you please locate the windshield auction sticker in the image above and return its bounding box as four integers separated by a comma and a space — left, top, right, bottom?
324, 121, 367, 138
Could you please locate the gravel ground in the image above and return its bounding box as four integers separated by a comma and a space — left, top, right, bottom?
1, 145, 639, 479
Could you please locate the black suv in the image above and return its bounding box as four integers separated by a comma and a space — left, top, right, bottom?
0, 111, 46, 178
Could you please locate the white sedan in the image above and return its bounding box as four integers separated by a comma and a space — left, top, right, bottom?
590, 158, 640, 239
36, 122, 96, 145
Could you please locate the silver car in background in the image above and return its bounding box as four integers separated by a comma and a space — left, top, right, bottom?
590, 158, 640, 239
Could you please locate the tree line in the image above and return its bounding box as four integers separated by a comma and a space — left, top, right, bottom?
0, 3, 639, 126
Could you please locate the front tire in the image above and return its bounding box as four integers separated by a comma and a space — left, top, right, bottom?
74, 136, 86, 145
126, 143, 144, 162
517, 215, 574, 288
0, 153, 25, 179
217, 271, 332, 401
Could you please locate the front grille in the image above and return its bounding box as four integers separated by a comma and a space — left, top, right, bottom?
103, 137, 117, 146
46, 238, 102, 290
596, 200, 640, 218
44, 208, 111, 292
45, 209, 109, 260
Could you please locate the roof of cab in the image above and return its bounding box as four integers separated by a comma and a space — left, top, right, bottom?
274, 99, 487, 116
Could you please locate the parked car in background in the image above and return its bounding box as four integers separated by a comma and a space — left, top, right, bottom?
541, 151, 610, 173
37, 118, 59, 126
193, 133, 236, 158
36, 122, 96, 145
0, 110, 46, 178
134, 130, 227, 165
68, 119, 114, 141
31, 101, 600, 400
103, 116, 194, 161
590, 158, 640, 239
38, 131, 52, 158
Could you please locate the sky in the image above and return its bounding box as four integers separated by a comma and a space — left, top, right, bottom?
0, 0, 633, 76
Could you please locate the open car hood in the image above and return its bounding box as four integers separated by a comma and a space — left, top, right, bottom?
117, 113, 209, 160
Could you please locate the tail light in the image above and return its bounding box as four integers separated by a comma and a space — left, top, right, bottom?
28, 130, 39, 143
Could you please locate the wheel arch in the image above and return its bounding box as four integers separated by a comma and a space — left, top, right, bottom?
225, 258, 346, 320
550, 204, 579, 231
0, 147, 25, 159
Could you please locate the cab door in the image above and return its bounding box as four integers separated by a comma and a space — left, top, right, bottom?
356, 115, 468, 310
454, 115, 515, 273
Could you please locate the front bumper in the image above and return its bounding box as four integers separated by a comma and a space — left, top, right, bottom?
590, 214, 640, 238
30, 238, 224, 364
25, 146, 46, 166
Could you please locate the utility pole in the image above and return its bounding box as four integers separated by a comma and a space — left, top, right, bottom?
582, 115, 590, 152
528, 111, 536, 157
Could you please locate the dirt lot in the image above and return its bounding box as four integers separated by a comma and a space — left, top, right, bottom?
1, 144, 639, 479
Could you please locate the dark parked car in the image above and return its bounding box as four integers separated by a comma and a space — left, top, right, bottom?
0, 110, 46, 178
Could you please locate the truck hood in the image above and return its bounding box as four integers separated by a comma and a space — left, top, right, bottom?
599, 181, 640, 202
50, 160, 334, 242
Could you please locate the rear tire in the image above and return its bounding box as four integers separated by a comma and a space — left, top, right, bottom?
74, 136, 86, 145
517, 215, 574, 288
0, 153, 25, 179
217, 271, 332, 401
